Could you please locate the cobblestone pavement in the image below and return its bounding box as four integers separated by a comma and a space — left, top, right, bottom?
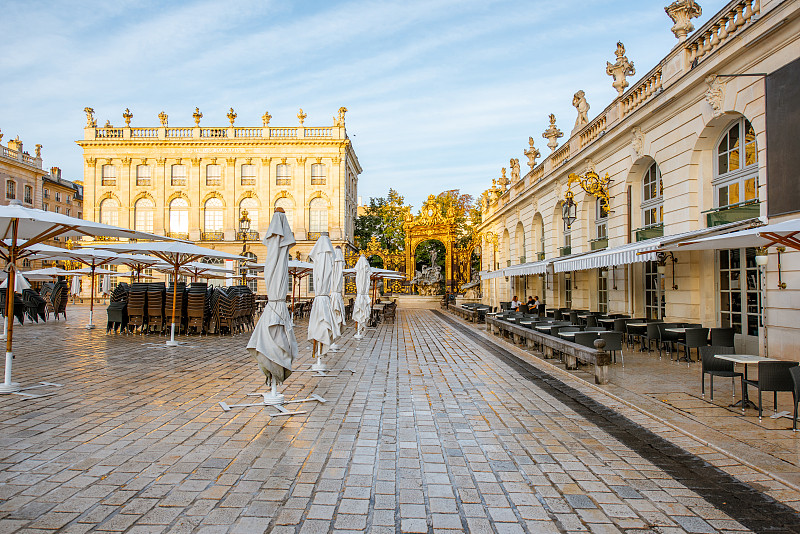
1, 305, 799, 533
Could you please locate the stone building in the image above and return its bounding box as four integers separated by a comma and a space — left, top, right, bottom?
478, 0, 800, 358
75, 107, 361, 291
42, 167, 82, 219
0, 132, 46, 209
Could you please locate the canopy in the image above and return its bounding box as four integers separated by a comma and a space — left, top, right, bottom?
17, 267, 72, 278
352, 255, 371, 327
307, 235, 338, 355
0, 274, 30, 292
670, 218, 800, 252
62, 267, 118, 276
247, 209, 297, 384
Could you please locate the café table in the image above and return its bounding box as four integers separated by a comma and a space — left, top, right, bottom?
626, 322, 650, 351
370, 304, 385, 324
597, 318, 616, 327
714, 354, 778, 410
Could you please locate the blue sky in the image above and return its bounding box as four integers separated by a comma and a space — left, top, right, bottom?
0, 0, 727, 211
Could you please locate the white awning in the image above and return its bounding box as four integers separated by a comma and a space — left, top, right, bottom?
504, 260, 550, 276
665, 217, 800, 252
552, 219, 761, 273
480, 269, 505, 280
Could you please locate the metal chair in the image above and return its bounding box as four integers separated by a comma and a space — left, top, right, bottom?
643, 322, 663, 354
600, 331, 624, 366
656, 323, 682, 360
569, 311, 580, 325
743, 361, 799, 421
790, 366, 800, 431
573, 331, 599, 348
698, 346, 739, 400
676, 327, 709, 366
585, 315, 598, 328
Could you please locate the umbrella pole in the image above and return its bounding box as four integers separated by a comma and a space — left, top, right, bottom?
167, 264, 179, 346
1, 224, 20, 393
86, 265, 96, 329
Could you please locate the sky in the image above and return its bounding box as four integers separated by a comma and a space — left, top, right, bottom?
0, 0, 728, 212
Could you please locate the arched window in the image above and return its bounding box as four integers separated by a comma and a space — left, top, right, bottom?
515, 223, 525, 264
309, 198, 328, 234
311, 164, 326, 185
715, 118, 758, 209
204, 198, 223, 232
169, 198, 189, 235
594, 198, 608, 247
641, 162, 662, 229
136, 164, 151, 186
99, 198, 119, 227
240, 198, 258, 233
134, 198, 154, 233
275, 198, 294, 229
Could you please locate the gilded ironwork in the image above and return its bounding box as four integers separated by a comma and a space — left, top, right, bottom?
567, 170, 612, 211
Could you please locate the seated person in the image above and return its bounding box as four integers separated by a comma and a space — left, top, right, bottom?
510, 296, 521, 311
526, 296, 535, 308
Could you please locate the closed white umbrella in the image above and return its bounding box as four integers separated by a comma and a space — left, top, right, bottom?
246, 208, 297, 404
101, 274, 111, 295
70, 274, 80, 296
352, 255, 371, 339
0, 200, 169, 395
329, 247, 346, 350
306, 233, 337, 371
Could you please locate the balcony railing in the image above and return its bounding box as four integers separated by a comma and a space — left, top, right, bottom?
241, 178, 256, 186
94, 236, 120, 242
307, 231, 323, 241
206, 179, 222, 186
136, 179, 151, 187
236, 230, 260, 241
276, 178, 291, 186
167, 232, 189, 240
171, 178, 187, 186
704, 200, 760, 227
201, 231, 224, 241
519, 256, 526, 264
559, 246, 572, 257
590, 237, 608, 251
101, 179, 116, 186
634, 223, 664, 242
200, 128, 227, 138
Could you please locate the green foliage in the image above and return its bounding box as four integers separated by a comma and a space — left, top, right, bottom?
418, 190, 480, 247
354, 188, 411, 253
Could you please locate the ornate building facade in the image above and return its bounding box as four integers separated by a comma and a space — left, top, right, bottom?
76, 107, 361, 290
478, 0, 800, 358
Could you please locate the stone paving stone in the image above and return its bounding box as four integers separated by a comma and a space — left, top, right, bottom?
2, 307, 800, 533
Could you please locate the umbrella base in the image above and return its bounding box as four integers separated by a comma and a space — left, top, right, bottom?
353, 334, 363, 339
165, 340, 180, 347
311, 359, 327, 372
218, 393, 326, 416
260, 391, 285, 405
0, 382, 21, 394
85, 324, 96, 330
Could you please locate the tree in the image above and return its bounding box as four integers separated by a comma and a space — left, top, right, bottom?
355, 189, 411, 253
420, 190, 480, 247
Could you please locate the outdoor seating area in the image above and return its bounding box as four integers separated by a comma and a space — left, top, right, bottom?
0, 282, 68, 325
467, 305, 800, 431
106, 282, 256, 336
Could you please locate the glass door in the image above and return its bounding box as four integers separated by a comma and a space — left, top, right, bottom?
719, 248, 761, 353
644, 261, 664, 320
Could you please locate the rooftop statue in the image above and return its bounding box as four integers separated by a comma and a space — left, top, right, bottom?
572, 90, 590, 133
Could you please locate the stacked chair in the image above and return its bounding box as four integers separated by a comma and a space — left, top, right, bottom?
165, 282, 187, 335
146, 283, 166, 333
45, 280, 68, 320
106, 282, 130, 333
21, 289, 47, 323
186, 283, 208, 334
0, 289, 26, 325
126, 283, 149, 332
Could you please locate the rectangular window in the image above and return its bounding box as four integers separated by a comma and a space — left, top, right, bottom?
66, 208, 70, 216
171, 164, 187, 186
137, 165, 151, 186
102, 164, 116, 186
5, 181, 15, 200
206, 165, 221, 186
564, 276, 572, 309
719, 248, 761, 337
598, 269, 608, 314
23, 186, 32, 204
136, 209, 154, 233
55, 191, 61, 202
276, 164, 291, 185
44, 188, 49, 199
311, 164, 326, 185
241, 164, 256, 185
55, 206, 60, 214
44, 202, 49, 211
644, 261, 664, 320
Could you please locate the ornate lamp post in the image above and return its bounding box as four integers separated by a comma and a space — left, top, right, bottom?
562, 191, 577, 230
239, 209, 251, 285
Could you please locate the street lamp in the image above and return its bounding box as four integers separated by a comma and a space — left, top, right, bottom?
562, 191, 577, 230
239, 209, 251, 285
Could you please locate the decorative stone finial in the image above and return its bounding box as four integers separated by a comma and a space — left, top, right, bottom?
524, 137, 541, 169
606, 42, 636, 96
334, 106, 347, 127
104, 120, 112, 128
262, 110, 272, 126
122, 108, 133, 127
498, 168, 509, 191
509, 158, 520, 183
227, 107, 237, 126
665, 0, 702, 42
35, 144, 42, 158
193, 107, 203, 126
158, 111, 168, 127
84, 107, 96, 128
572, 90, 590, 133
297, 108, 307, 125
542, 114, 564, 151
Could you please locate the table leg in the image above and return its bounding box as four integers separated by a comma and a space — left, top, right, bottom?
729, 364, 757, 410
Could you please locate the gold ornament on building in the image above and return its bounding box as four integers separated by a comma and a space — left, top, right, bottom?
297, 108, 307, 125
84, 107, 96, 127
35, 144, 42, 158
158, 111, 168, 127
227, 107, 237, 126
193, 107, 203, 126
566, 170, 612, 211
123, 108, 133, 127
334, 107, 347, 127
262, 111, 272, 126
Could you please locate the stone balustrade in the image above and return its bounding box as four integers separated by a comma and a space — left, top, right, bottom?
622, 68, 663, 117
685, 0, 760, 67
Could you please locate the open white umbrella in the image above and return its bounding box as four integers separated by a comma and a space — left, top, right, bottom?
246, 208, 297, 403
0, 273, 31, 293
0, 200, 169, 394
306, 233, 337, 371
352, 255, 371, 339
671, 218, 800, 252
93, 241, 244, 346
329, 247, 346, 350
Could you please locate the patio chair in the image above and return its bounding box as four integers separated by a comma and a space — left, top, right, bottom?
569, 311, 580, 325
698, 346, 739, 401
573, 331, 599, 348
585, 326, 605, 332
656, 323, 682, 360
710, 327, 735, 348
585, 315, 598, 328
612, 318, 629, 345
790, 366, 800, 431
743, 361, 799, 421
676, 327, 709, 366
600, 331, 624, 366
643, 322, 663, 354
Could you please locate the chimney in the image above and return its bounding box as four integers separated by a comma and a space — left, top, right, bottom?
50, 167, 61, 180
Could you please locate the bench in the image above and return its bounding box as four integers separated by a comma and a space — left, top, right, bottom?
450, 304, 480, 323
485, 316, 613, 384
